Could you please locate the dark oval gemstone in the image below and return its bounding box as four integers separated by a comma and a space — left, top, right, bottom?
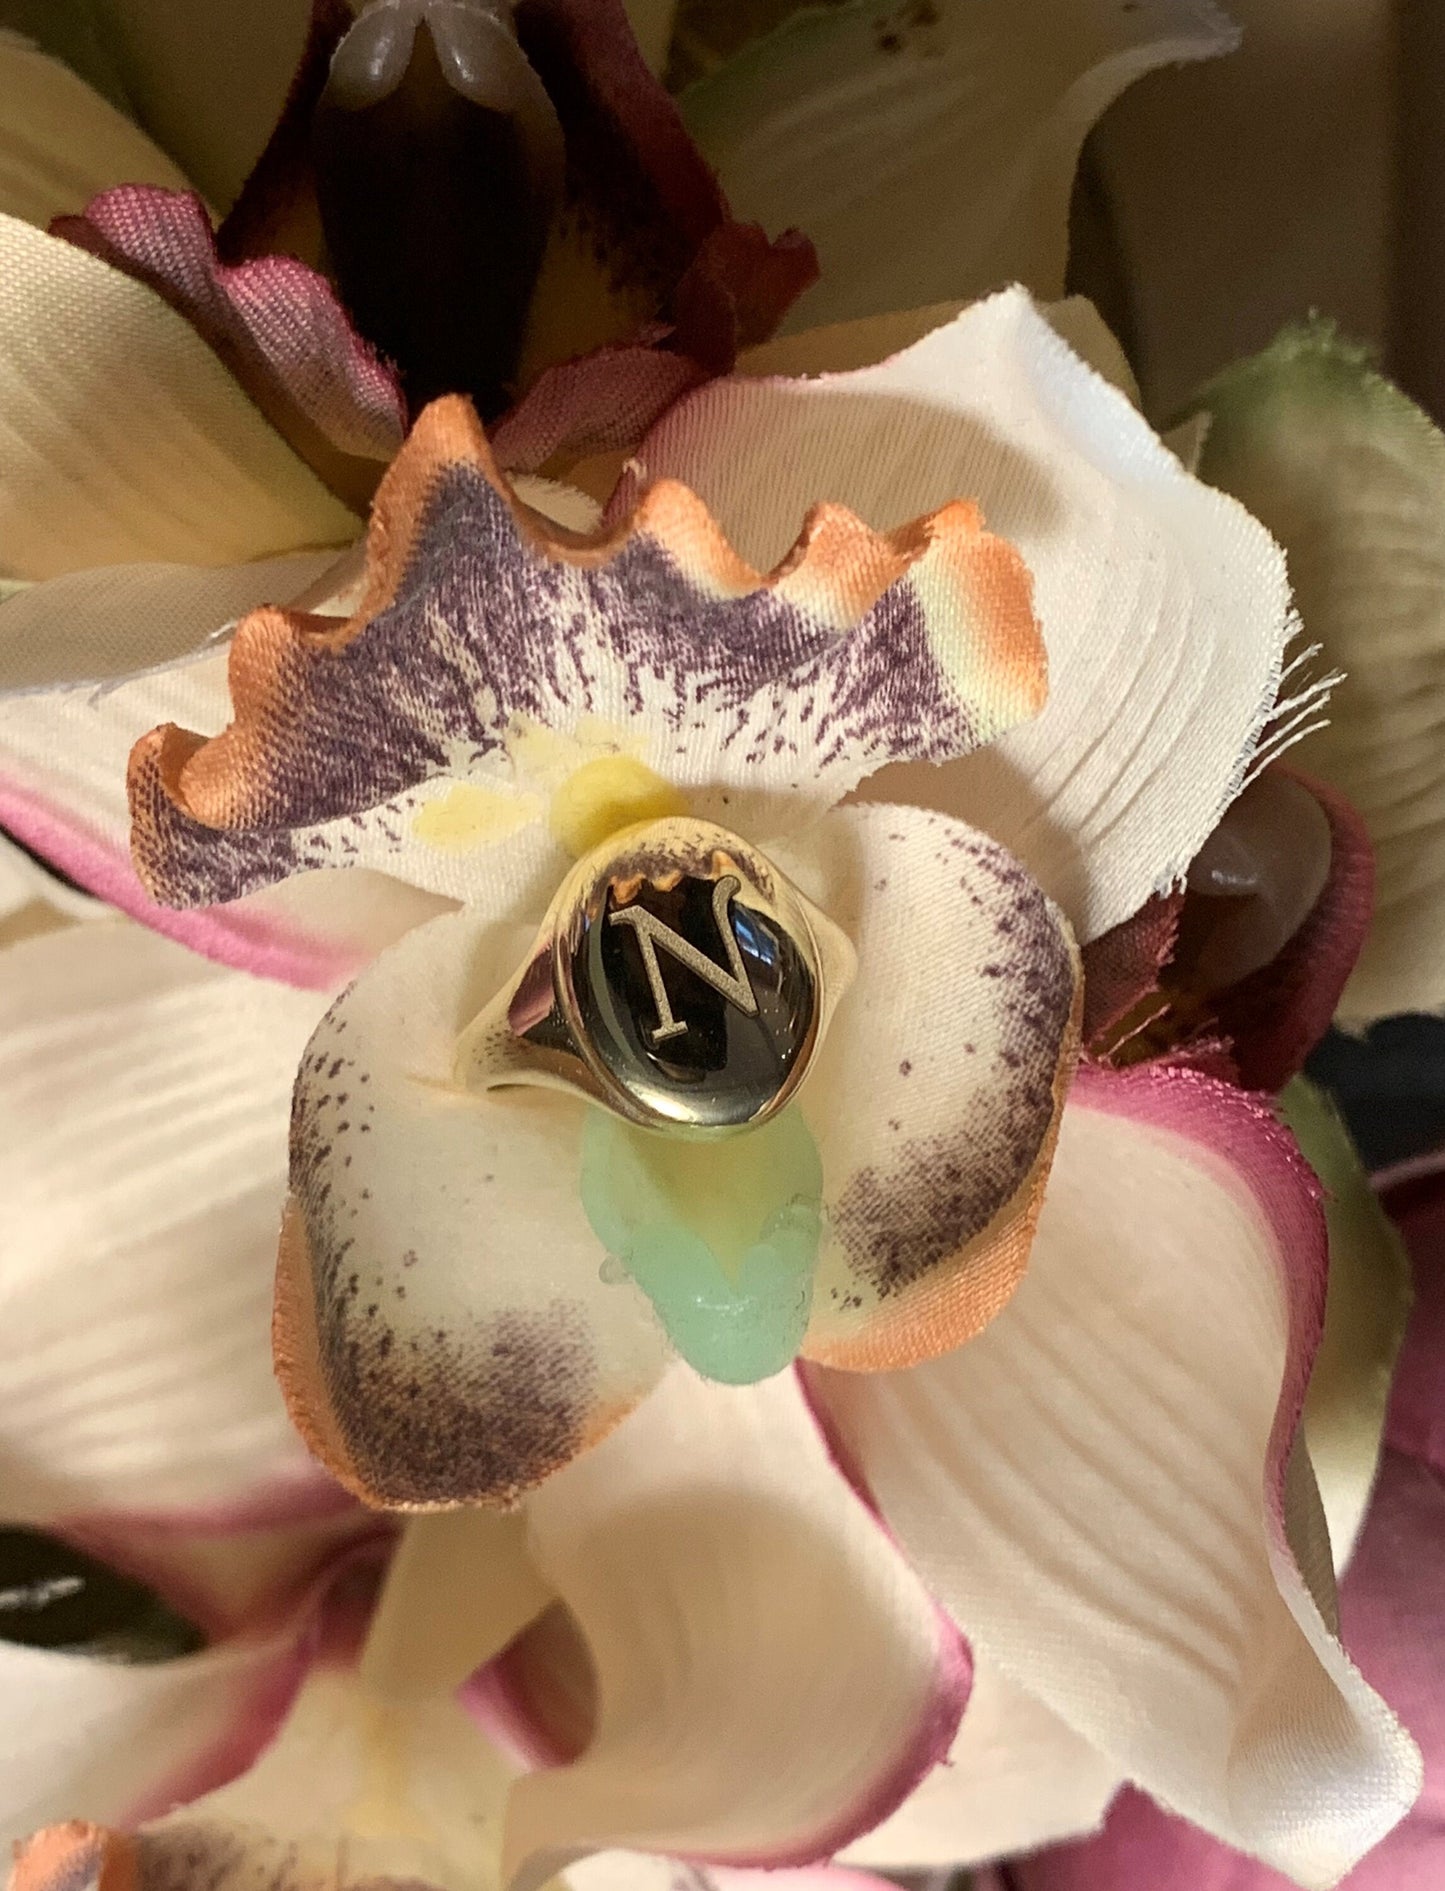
571, 870, 817, 1130
312, 0, 564, 421
0, 1528, 205, 1663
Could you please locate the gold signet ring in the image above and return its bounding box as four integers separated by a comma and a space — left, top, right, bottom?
455, 818, 856, 1134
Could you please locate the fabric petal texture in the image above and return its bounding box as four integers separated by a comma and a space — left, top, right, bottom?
625, 288, 1298, 943
54, 185, 406, 507
0, 565, 449, 988
128, 392, 1046, 912
508, 1367, 968, 1886
0, 213, 356, 580
0, 30, 189, 228
1190, 320, 1445, 1024
276, 904, 672, 1508
679, 0, 1237, 333
838, 1658, 1120, 1869
0, 917, 337, 1526
775, 802, 1080, 1369
806, 1062, 1420, 1887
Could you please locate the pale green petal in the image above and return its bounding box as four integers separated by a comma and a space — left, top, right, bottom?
1279, 1078, 1412, 1573
679, 0, 1238, 333
1192, 320, 1445, 1023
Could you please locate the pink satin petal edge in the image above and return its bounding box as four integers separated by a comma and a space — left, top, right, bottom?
0, 780, 360, 990
52, 186, 405, 470
125, 1534, 391, 1828
1071, 1060, 1327, 1588
491, 344, 707, 474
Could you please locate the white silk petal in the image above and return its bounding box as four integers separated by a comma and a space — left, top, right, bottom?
679, 0, 1236, 333
0, 31, 190, 226
508, 1368, 967, 1887
1192, 322, 1445, 1024
277, 905, 670, 1508
626, 288, 1294, 942
840, 1659, 1120, 1870
0, 215, 357, 580
808, 1065, 1420, 1888
0, 917, 334, 1524
0, 1628, 305, 1852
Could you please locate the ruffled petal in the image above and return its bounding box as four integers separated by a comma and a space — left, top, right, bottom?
772, 802, 1079, 1369
0, 918, 339, 1532
839, 1659, 1120, 1869
54, 186, 405, 508
506, 1367, 968, 1886
128, 391, 1045, 912
0, 215, 356, 580
1190, 320, 1445, 1024
678, 0, 1236, 333
276, 906, 672, 1507
806, 1063, 1420, 1887
0, 560, 452, 985
0, 31, 189, 227
625, 287, 1296, 943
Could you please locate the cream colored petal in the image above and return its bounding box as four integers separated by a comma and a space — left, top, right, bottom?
0, 215, 357, 580
103, 0, 311, 211
0, 31, 189, 226
1281, 1079, 1413, 1572
840, 1661, 1120, 1870
1191, 321, 1445, 1023
679, 0, 1238, 333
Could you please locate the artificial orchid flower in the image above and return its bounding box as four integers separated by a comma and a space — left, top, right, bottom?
998, 1122, 1445, 1891
93, 268, 1422, 1886
0, 6, 1430, 1891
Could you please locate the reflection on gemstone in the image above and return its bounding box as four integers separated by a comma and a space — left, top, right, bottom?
0, 1528, 204, 1662
570, 861, 818, 1131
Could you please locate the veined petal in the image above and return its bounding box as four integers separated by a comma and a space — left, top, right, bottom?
0, 558, 452, 985
276, 906, 671, 1508
839, 1659, 1120, 1869
0, 31, 188, 227
625, 288, 1296, 943
1190, 321, 1445, 1025
774, 802, 1079, 1370
807, 1063, 1420, 1887
0, 215, 356, 580
506, 1368, 968, 1886
679, 0, 1236, 333
128, 392, 1045, 913
0, 919, 336, 1528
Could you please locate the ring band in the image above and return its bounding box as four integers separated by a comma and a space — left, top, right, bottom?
455, 817, 855, 1135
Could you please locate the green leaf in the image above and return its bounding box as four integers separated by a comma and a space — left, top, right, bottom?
1279, 1077, 1412, 1568
1192, 319, 1445, 1023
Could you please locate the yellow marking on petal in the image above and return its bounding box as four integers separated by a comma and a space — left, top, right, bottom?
550, 756, 687, 859
505, 715, 635, 789
411, 783, 541, 852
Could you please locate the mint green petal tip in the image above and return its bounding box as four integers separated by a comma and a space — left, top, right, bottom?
579, 1105, 824, 1386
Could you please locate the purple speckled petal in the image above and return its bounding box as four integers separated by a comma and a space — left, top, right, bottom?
129, 394, 1047, 914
